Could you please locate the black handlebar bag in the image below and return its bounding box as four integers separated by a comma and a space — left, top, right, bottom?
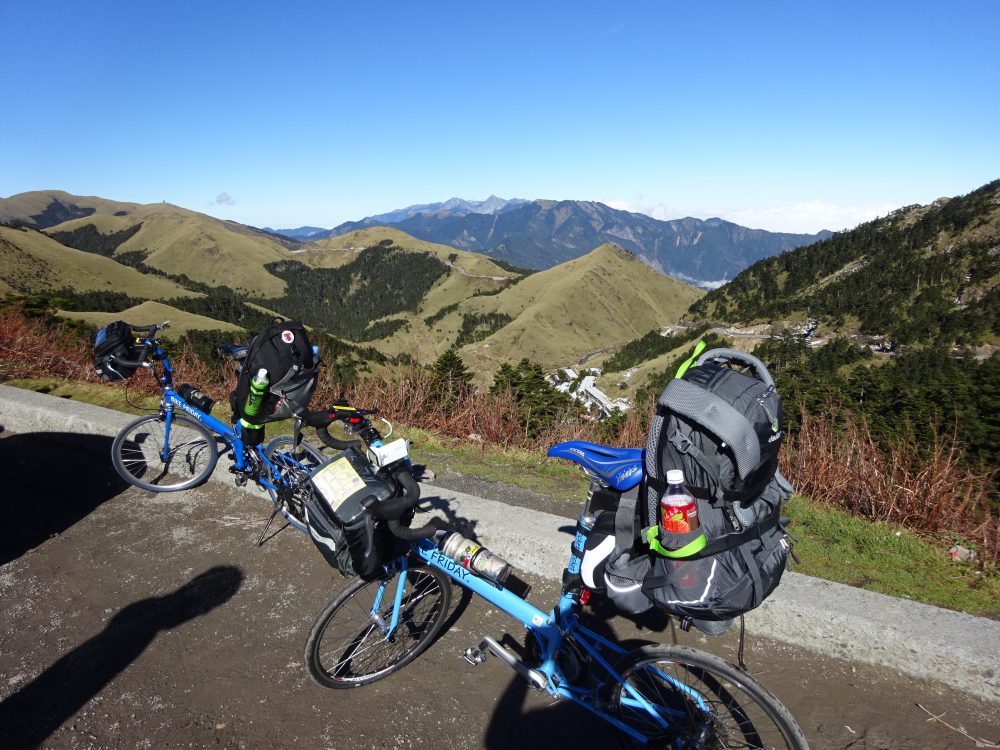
304, 449, 408, 580
93, 321, 141, 381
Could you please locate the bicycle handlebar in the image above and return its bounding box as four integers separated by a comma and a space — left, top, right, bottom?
368, 467, 443, 540
110, 355, 152, 369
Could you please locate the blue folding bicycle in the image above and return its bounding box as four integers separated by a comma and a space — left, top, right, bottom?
303, 414, 809, 750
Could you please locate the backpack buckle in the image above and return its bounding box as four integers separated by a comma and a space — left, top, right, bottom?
668, 430, 694, 454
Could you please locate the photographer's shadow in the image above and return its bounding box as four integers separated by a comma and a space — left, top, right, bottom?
0, 566, 243, 749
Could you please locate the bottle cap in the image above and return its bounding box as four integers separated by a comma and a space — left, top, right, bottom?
666, 469, 684, 484
256, 368, 268, 379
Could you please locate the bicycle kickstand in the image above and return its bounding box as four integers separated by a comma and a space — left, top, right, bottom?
256, 507, 282, 547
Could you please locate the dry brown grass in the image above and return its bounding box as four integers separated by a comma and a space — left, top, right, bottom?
784, 403, 999, 563
0, 306, 92, 381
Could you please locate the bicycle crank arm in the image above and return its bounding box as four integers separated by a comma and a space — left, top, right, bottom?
464, 636, 548, 691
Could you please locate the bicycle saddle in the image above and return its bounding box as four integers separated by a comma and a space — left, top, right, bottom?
217, 343, 249, 360
547, 441, 643, 491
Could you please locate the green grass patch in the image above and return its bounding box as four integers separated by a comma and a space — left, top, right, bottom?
785, 495, 999, 618
6, 377, 161, 414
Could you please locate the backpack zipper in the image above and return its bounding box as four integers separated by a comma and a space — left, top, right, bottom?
757, 386, 779, 433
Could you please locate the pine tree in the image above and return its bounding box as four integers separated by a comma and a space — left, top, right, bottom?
430, 348, 473, 402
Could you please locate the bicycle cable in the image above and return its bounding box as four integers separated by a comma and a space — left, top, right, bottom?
124, 372, 159, 413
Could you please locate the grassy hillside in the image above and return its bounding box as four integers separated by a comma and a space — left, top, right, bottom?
0, 225, 199, 300
0, 190, 140, 227
306, 226, 515, 280
45, 204, 292, 297
285, 228, 522, 363
460, 244, 704, 372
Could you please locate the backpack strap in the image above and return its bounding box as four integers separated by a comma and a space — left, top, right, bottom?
614, 484, 641, 549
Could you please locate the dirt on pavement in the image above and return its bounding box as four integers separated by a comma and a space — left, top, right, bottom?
1, 429, 997, 749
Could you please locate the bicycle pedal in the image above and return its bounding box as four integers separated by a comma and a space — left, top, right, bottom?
463, 646, 487, 665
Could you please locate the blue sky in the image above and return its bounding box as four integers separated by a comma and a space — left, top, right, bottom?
3, 1, 998, 233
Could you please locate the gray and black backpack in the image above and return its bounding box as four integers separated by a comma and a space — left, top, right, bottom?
589, 346, 794, 626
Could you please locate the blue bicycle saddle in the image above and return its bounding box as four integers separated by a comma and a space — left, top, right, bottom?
217, 343, 249, 360
547, 441, 643, 491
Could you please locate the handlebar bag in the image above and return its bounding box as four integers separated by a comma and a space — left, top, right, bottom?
93, 321, 140, 381
305, 449, 407, 580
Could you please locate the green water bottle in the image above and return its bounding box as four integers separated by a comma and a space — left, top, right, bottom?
244, 368, 269, 419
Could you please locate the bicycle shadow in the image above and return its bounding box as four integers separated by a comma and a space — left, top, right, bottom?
483, 669, 621, 749
0, 431, 131, 566
0, 565, 243, 749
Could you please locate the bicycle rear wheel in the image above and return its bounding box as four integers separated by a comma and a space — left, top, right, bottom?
111, 413, 218, 492
610, 644, 808, 750
304, 561, 451, 688
261, 435, 325, 532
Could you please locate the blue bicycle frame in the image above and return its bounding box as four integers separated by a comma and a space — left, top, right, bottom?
141, 340, 297, 493
370, 532, 678, 743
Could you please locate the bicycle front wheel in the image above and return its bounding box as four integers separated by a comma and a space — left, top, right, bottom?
304, 561, 452, 688
261, 435, 325, 532
111, 413, 218, 492
610, 644, 809, 750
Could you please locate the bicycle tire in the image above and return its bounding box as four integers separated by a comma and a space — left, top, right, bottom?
610, 644, 809, 750
304, 561, 452, 688
111, 413, 218, 492
261, 435, 325, 532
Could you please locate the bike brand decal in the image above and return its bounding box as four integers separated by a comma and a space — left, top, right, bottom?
531, 614, 545, 627
281, 330, 294, 344
429, 549, 470, 582
615, 465, 639, 483
174, 399, 205, 422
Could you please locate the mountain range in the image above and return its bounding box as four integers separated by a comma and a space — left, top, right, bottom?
275, 198, 830, 287
3, 181, 995, 387
0, 192, 701, 375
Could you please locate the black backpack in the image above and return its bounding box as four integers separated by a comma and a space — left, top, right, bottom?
589, 346, 794, 625
230, 320, 320, 424
93, 321, 141, 381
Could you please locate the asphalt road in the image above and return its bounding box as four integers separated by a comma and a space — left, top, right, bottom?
1, 429, 998, 749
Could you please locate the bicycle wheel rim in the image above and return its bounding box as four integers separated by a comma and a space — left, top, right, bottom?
306, 563, 451, 688
112, 414, 217, 492
612, 645, 808, 750
262, 435, 325, 532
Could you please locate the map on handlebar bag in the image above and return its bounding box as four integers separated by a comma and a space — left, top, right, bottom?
310, 457, 366, 513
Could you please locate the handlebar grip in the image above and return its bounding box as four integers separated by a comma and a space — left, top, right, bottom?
387, 516, 446, 541
315, 425, 363, 451
367, 468, 421, 520
110, 353, 150, 369
303, 409, 334, 428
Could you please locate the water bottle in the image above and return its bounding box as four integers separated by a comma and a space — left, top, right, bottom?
660, 469, 699, 534
244, 368, 269, 419
439, 532, 512, 586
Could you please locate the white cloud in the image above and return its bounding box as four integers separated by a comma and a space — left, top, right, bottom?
215, 192, 236, 206
719, 201, 899, 234
600, 197, 899, 234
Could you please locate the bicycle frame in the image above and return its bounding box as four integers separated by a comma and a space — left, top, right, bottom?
141, 340, 299, 491
371, 537, 673, 743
